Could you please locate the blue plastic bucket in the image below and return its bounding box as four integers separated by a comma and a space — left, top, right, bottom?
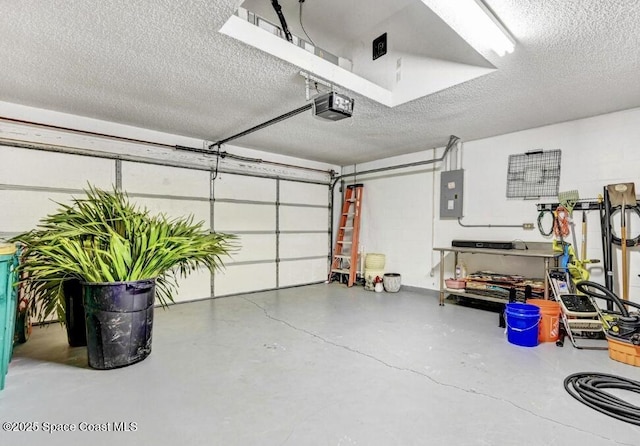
505, 303, 541, 347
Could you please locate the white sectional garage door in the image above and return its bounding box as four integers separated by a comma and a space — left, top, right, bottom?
213, 173, 329, 296
120, 161, 213, 303
278, 180, 329, 287
1, 145, 331, 303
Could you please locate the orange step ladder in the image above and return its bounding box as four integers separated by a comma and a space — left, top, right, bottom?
330, 184, 363, 287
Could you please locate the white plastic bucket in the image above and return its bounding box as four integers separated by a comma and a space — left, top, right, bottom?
383, 273, 401, 292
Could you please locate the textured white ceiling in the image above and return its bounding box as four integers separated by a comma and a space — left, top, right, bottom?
0, 1, 639, 165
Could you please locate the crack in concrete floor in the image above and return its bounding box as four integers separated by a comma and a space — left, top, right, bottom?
244, 297, 633, 446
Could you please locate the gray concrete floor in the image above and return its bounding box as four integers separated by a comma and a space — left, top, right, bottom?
1, 284, 639, 445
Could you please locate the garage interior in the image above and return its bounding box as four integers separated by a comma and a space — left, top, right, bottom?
1, 1, 640, 445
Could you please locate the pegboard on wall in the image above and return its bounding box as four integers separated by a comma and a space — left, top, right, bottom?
506, 149, 561, 199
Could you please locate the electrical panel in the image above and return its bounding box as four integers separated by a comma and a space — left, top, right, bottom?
440, 169, 464, 219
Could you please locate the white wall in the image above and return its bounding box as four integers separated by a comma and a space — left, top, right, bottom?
345, 107, 640, 305
339, 150, 440, 287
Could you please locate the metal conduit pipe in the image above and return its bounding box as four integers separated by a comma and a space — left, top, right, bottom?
334, 135, 459, 184
327, 135, 460, 268
457, 219, 522, 228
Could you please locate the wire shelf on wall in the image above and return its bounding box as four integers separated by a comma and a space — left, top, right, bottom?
506, 149, 561, 199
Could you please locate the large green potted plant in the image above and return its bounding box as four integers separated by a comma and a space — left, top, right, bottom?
13, 186, 236, 369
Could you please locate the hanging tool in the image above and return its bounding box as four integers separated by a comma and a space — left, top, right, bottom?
606, 183, 637, 301
329, 184, 364, 287
565, 210, 600, 284
553, 239, 596, 285
600, 189, 615, 309
553, 206, 571, 238
554, 190, 580, 246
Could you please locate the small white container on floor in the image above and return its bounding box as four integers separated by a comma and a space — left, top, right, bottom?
383, 273, 401, 292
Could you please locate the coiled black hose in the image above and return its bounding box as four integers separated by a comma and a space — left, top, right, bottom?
609, 204, 640, 247
564, 373, 640, 425
537, 209, 554, 236
576, 281, 632, 318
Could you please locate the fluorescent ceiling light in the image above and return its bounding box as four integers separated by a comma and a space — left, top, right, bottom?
421, 0, 515, 56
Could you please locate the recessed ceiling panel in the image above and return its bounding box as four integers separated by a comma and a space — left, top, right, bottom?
222, 0, 496, 107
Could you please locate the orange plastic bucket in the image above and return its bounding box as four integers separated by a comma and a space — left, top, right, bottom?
527, 299, 561, 342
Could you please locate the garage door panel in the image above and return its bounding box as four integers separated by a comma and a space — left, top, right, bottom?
122, 162, 210, 197
228, 234, 275, 263
1, 146, 114, 189
129, 196, 210, 224
214, 174, 276, 202
214, 202, 276, 232
170, 268, 212, 303
0, 190, 77, 233
214, 263, 277, 295
280, 181, 327, 206
280, 206, 328, 231
280, 233, 328, 259
279, 259, 327, 287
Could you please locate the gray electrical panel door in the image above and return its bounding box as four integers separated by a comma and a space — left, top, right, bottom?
440, 169, 464, 218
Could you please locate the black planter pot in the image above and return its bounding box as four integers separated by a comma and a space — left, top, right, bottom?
63, 279, 87, 347
82, 279, 155, 370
